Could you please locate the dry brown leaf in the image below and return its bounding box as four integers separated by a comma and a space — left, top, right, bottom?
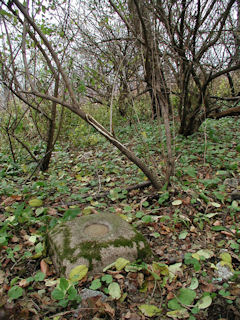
40, 259, 49, 275
200, 281, 216, 293
2, 195, 22, 206
19, 279, 30, 288
11, 235, 20, 243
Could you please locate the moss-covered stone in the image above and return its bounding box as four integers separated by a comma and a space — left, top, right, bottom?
48, 212, 151, 276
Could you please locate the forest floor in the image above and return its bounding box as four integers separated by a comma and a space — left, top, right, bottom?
0, 117, 240, 320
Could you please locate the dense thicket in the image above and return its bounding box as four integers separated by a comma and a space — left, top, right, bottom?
0, 0, 239, 188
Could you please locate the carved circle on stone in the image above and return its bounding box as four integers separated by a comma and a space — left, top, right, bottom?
84, 223, 109, 237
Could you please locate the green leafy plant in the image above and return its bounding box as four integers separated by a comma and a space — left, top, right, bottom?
51, 278, 81, 307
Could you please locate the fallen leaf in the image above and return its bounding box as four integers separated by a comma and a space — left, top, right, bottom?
68, 265, 88, 282
29, 199, 43, 207
188, 277, 199, 290
19, 279, 30, 288
220, 252, 232, 263
115, 257, 130, 271
138, 304, 162, 317
0, 270, 6, 284
172, 200, 182, 206
40, 259, 49, 275
196, 249, 214, 259
209, 202, 221, 208
196, 295, 212, 309
108, 282, 121, 299
2, 195, 22, 206
200, 281, 216, 293
167, 308, 189, 319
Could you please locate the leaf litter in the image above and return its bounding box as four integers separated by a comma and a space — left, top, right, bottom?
0, 118, 240, 319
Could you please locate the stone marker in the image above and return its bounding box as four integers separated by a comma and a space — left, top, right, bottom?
48, 212, 151, 277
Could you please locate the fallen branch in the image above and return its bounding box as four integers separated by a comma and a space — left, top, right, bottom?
210, 95, 240, 101
209, 105, 240, 119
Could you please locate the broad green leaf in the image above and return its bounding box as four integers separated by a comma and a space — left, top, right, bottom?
138, 304, 162, 317
90, 279, 102, 290
188, 277, 199, 290
177, 288, 196, 305
58, 299, 68, 307
141, 215, 153, 223
179, 230, 188, 240
196, 295, 212, 309
108, 282, 121, 299
220, 252, 232, 263
172, 200, 183, 206
51, 288, 65, 300
101, 274, 113, 284
59, 278, 69, 291
34, 271, 45, 282
29, 198, 43, 207
167, 309, 189, 319
68, 265, 88, 282
8, 286, 23, 300
168, 298, 182, 310
115, 257, 130, 271
67, 286, 78, 300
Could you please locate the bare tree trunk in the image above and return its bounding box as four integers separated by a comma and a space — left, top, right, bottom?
40, 77, 59, 171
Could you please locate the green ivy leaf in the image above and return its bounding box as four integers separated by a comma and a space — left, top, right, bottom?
90, 279, 102, 290
34, 271, 45, 282
101, 274, 113, 284
51, 288, 65, 300
8, 286, 23, 300
168, 298, 182, 310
